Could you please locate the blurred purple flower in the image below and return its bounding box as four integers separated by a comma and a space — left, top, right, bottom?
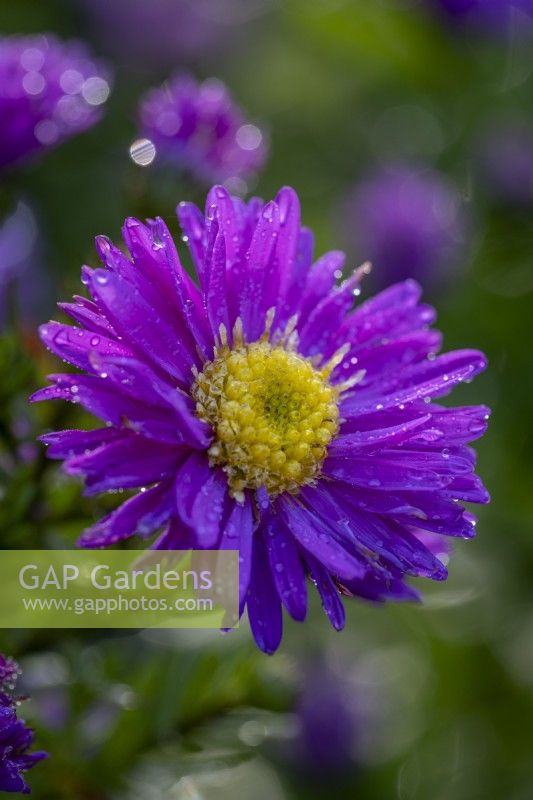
138, 75, 267, 186
0, 203, 53, 331
0, 654, 47, 794
0, 34, 111, 172
431, 0, 533, 35
33, 185, 489, 654
479, 123, 533, 206
81, 0, 274, 68
293, 662, 357, 778
344, 165, 465, 289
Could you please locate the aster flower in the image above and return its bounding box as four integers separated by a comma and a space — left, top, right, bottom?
33, 185, 489, 653
0, 654, 47, 794
138, 75, 267, 185
0, 34, 111, 172
344, 165, 465, 289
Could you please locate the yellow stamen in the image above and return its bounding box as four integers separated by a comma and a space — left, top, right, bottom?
191, 319, 345, 499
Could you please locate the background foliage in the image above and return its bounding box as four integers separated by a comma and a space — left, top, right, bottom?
1, 1, 532, 797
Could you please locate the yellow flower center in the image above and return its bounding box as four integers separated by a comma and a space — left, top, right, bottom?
192, 327, 343, 500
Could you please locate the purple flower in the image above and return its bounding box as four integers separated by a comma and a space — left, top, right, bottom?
138, 75, 267, 185
0, 655, 47, 794
293, 662, 357, 778
344, 166, 465, 289
0, 203, 52, 332
0, 34, 111, 172
479, 123, 533, 206
33, 185, 490, 654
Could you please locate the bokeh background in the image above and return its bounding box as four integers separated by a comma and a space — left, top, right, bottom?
1, 1, 533, 797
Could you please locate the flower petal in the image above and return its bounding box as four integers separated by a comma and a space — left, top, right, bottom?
277, 496, 365, 581
39, 428, 125, 459
263, 513, 308, 622
240, 201, 280, 342
301, 484, 448, 580
304, 552, 346, 631
246, 532, 283, 655
37, 321, 130, 373
341, 350, 487, 416
65, 436, 183, 495
219, 491, 254, 613
79, 482, 174, 547
85, 268, 197, 385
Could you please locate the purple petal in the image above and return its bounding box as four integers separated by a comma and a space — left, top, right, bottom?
151, 519, 196, 550
341, 350, 487, 416
79, 482, 174, 547
85, 268, 197, 385
174, 451, 227, 546
287, 228, 314, 319
88, 352, 211, 448
340, 573, 420, 603
298, 269, 365, 359
121, 216, 181, 299
406, 404, 491, 446
39, 427, 126, 459
204, 217, 230, 339
299, 250, 345, 326
342, 280, 436, 350
246, 533, 283, 655
58, 300, 117, 337
304, 552, 346, 631
301, 484, 448, 580
271, 187, 302, 323
323, 453, 454, 491
37, 321, 130, 373
152, 216, 212, 358
440, 474, 491, 504
240, 201, 280, 342
328, 414, 431, 454
206, 185, 241, 268
219, 491, 254, 613
277, 496, 365, 581
334, 330, 442, 386
263, 513, 308, 621
177, 201, 207, 282
65, 436, 183, 494
188, 467, 228, 547
32, 374, 182, 444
